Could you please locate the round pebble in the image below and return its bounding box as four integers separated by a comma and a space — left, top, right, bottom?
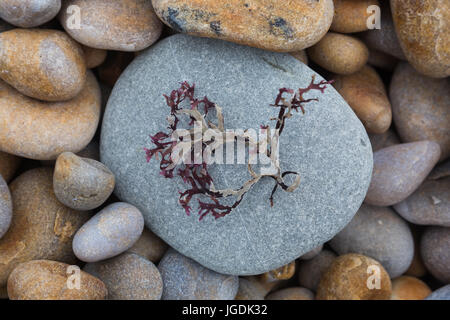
426, 285, 450, 300
235, 278, 266, 300
365, 141, 441, 206
307, 32, 369, 75
0, 168, 90, 287
73, 202, 144, 263
0, 71, 101, 160
266, 287, 314, 300
0, 0, 61, 28
316, 253, 392, 300
298, 249, 337, 292
151, 0, 334, 52
158, 249, 239, 300
367, 49, 398, 71
84, 252, 163, 300
82, 45, 107, 69
330, 205, 414, 278
7, 260, 107, 300
0, 174, 12, 239
421, 227, 450, 283
0, 152, 21, 182
333, 65, 392, 134
60, 0, 163, 52
390, 276, 431, 300
127, 227, 168, 263
53, 152, 115, 211
0, 28, 86, 101
331, 0, 380, 33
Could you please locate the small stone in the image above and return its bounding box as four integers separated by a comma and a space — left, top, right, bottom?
426, 285, 450, 300
329, 205, 414, 278
0, 71, 101, 160
365, 141, 441, 206
316, 253, 392, 300
60, 0, 162, 52
290, 50, 308, 65
127, 227, 168, 263
266, 287, 314, 300
394, 178, 450, 227
390, 63, 450, 161
369, 129, 400, 152
235, 278, 266, 300
405, 228, 427, 278
0, 0, 61, 28
421, 226, 450, 283
53, 152, 115, 211
391, 0, 450, 78
429, 160, 450, 180
0, 168, 90, 287
307, 32, 369, 75
84, 252, 163, 300
0, 174, 12, 239
367, 49, 398, 71
73, 202, 144, 263
299, 244, 323, 261
333, 65, 392, 134
331, 0, 380, 33
158, 249, 239, 300
298, 249, 337, 292
0, 151, 21, 182
391, 276, 431, 300
7, 260, 107, 300
0, 29, 86, 101
151, 0, 334, 52
82, 45, 107, 69
251, 261, 296, 293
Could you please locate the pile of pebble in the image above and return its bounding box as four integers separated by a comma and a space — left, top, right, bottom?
0, 0, 449, 300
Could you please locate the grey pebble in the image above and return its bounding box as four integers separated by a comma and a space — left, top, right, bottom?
0, 174, 12, 239
421, 227, 450, 283
426, 285, 450, 300
0, 0, 61, 28
297, 249, 336, 292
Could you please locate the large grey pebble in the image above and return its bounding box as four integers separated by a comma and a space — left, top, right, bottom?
84, 252, 163, 300
100, 34, 373, 276
365, 141, 441, 206
0, 0, 61, 28
0, 174, 12, 239
297, 249, 336, 291
73, 202, 144, 262
421, 227, 450, 283
330, 204, 414, 278
158, 249, 239, 300
426, 285, 450, 300
299, 244, 323, 261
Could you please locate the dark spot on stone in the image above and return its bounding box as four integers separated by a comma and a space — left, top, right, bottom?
361, 138, 367, 147
210, 21, 222, 35
244, 3, 249, 7
166, 8, 185, 32
261, 57, 289, 73
269, 17, 294, 39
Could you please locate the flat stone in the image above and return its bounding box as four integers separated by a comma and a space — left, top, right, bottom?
0, 0, 61, 28
421, 226, 450, 283
0, 174, 12, 239
100, 34, 373, 275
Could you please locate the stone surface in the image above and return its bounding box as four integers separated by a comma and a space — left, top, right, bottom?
390, 63, 450, 161
53, 152, 115, 210
266, 287, 314, 300
82, 45, 107, 69
0, 71, 101, 160
127, 227, 168, 263
307, 32, 368, 75
429, 160, 450, 180
151, 0, 334, 52
333, 65, 392, 134
0, 152, 21, 182
421, 227, 450, 283
0, 174, 12, 238
234, 278, 266, 300
405, 227, 427, 278
299, 244, 323, 261
7, 260, 107, 300
394, 178, 450, 227
365, 141, 441, 206
0, 168, 90, 287
0, 29, 86, 101
290, 50, 308, 65
391, 0, 450, 78
391, 276, 431, 300
73, 202, 144, 263
60, 0, 162, 52
100, 34, 373, 276
298, 249, 336, 292
0, 0, 61, 28
158, 249, 239, 300
84, 252, 163, 300
426, 285, 450, 300
316, 253, 392, 300
369, 129, 400, 152
331, 0, 380, 33
329, 205, 414, 278
367, 49, 398, 71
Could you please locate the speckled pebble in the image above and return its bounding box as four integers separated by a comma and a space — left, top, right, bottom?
0, 174, 12, 239
0, 0, 61, 28
158, 249, 239, 300
390, 276, 431, 300
127, 228, 168, 263
84, 252, 163, 300
53, 152, 115, 210
266, 287, 314, 300
421, 227, 450, 283
82, 45, 107, 69
299, 244, 323, 261
331, 0, 380, 33
73, 202, 144, 263
298, 249, 337, 292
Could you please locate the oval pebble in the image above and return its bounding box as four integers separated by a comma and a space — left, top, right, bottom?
0, 0, 61, 28
0, 174, 12, 239
73, 202, 144, 263
0, 71, 101, 160
0, 28, 86, 101
158, 249, 239, 300
82, 45, 107, 69
53, 152, 115, 211
298, 249, 337, 292
365, 141, 441, 206
84, 252, 163, 300
127, 227, 168, 263
421, 227, 450, 283
391, 276, 431, 300
7, 260, 107, 300
266, 287, 314, 300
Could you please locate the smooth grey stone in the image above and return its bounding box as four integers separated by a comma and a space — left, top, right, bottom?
0, 174, 12, 238
0, 0, 61, 28
73, 202, 144, 262
329, 205, 414, 278
421, 227, 450, 283
426, 285, 450, 300
299, 244, 323, 261
158, 249, 239, 300
100, 34, 373, 275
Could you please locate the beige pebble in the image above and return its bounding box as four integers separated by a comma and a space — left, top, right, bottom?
331, 0, 380, 33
